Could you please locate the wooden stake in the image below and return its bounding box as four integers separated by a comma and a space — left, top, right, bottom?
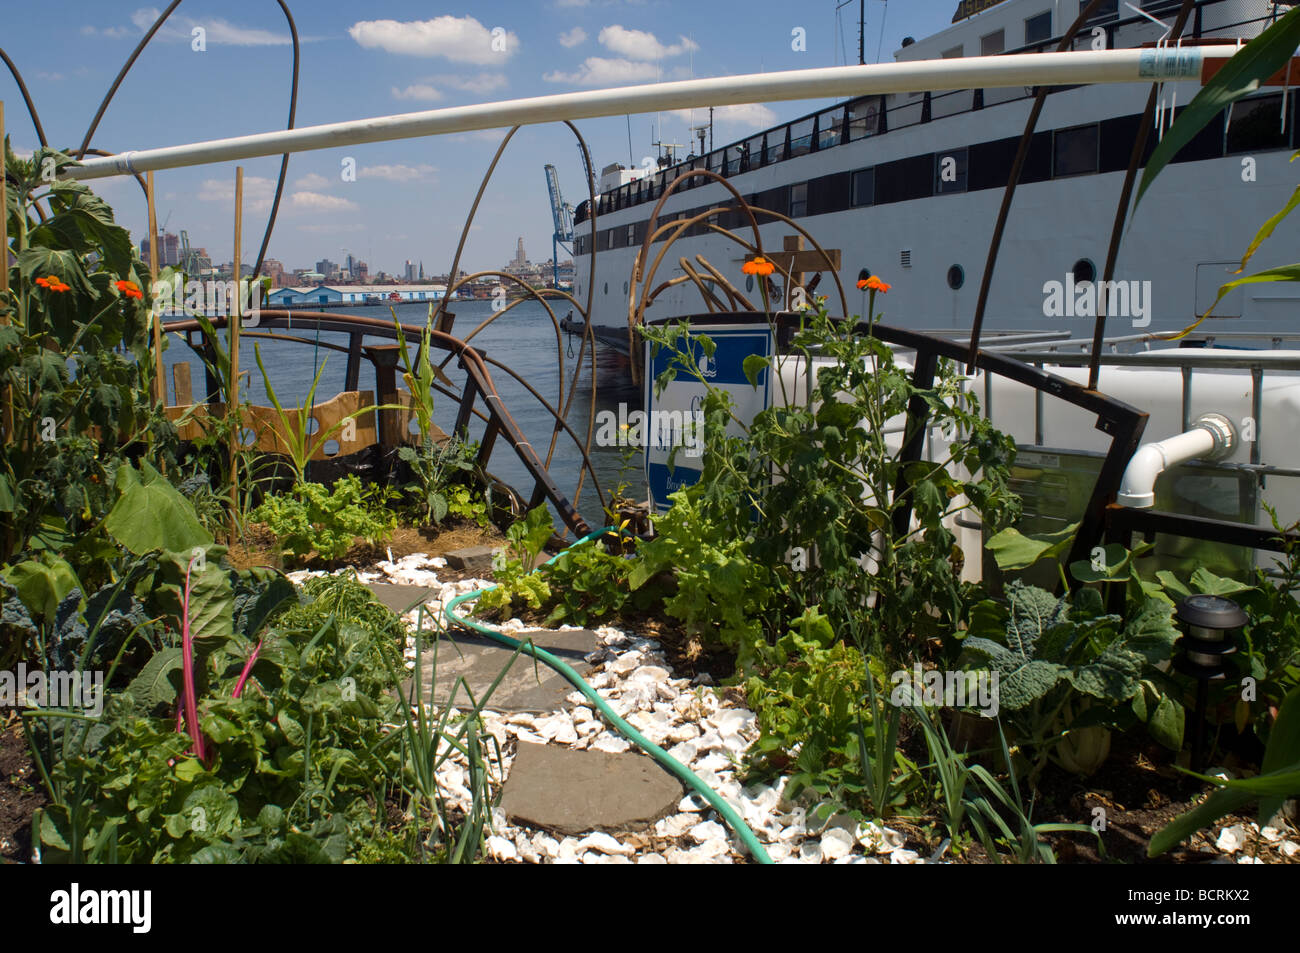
1, 101, 8, 301
145, 171, 163, 404
1, 100, 10, 451
229, 167, 243, 539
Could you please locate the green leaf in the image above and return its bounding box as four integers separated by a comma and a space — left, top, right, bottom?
105, 460, 212, 556
985, 523, 1079, 571
1236, 183, 1300, 274
742, 354, 769, 388
125, 647, 184, 709
1135, 5, 1300, 211
1147, 692, 1185, 752
2, 555, 81, 621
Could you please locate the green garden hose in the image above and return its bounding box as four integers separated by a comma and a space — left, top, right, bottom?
443, 528, 774, 864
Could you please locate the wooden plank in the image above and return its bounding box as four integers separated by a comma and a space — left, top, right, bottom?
172, 362, 193, 407
165, 390, 379, 458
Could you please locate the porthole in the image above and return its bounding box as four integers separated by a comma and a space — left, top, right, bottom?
1072, 258, 1096, 284
746, 275, 754, 292
623, 281, 629, 294
947, 265, 965, 290
857, 268, 872, 285
604, 282, 609, 295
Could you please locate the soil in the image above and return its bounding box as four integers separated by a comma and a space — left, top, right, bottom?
0, 714, 46, 864
224, 519, 504, 573
880, 728, 1297, 864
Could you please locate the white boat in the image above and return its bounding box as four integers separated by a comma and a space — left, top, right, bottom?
574, 0, 1300, 340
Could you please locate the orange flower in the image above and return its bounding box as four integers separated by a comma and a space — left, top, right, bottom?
742, 256, 775, 277
36, 274, 70, 292
115, 279, 144, 300
864, 275, 890, 294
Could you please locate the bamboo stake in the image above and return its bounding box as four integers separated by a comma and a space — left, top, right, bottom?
145, 171, 163, 404
1, 100, 10, 452
229, 166, 243, 540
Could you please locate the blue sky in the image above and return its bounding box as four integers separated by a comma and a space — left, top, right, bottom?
3, 1, 954, 276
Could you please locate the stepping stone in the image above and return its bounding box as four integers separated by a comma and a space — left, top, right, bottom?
363, 583, 436, 616
500, 742, 684, 835
407, 628, 600, 713
444, 545, 500, 573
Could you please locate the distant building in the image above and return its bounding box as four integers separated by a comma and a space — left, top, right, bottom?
315, 259, 338, 279
141, 232, 180, 267
261, 259, 287, 287
403, 260, 417, 281
513, 237, 527, 269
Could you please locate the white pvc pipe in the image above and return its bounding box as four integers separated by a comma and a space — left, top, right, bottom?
1117, 413, 1236, 508
65, 47, 1223, 182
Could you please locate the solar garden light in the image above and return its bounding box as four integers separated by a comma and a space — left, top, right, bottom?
1173, 594, 1248, 774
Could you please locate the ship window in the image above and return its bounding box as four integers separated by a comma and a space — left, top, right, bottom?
808, 171, 851, 215
753, 186, 790, 218
746, 274, 754, 292
875, 154, 936, 204
626, 224, 636, 246
1171, 105, 1226, 163
941, 45, 963, 59
745, 135, 765, 169
1227, 95, 1288, 155
935, 149, 969, 194
817, 107, 845, 150
851, 168, 875, 207
1025, 11, 1052, 46
1072, 259, 1096, 284
1080, 0, 1118, 23
606, 230, 615, 250
790, 118, 815, 158
847, 97, 883, 140
765, 135, 787, 164
981, 29, 1005, 56
1099, 113, 1155, 172
790, 182, 808, 218
1053, 123, 1099, 177
948, 265, 965, 290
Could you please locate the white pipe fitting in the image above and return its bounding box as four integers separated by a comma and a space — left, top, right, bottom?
1116, 413, 1237, 509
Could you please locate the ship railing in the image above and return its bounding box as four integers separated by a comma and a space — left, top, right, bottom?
573, 0, 1276, 227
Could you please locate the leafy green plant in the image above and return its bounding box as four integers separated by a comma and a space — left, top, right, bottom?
251, 475, 398, 563
475, 505, 555, 617
962, 581, 1182, 777
1, 145, 176, 567
1149, 683, 1300, 857
27, 571, 412, 863
399, 437, 488, 527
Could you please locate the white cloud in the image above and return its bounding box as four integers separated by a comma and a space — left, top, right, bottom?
544, 56, 659, 86
598, 25, 697, 60
392, 84, 443, 102
293, 173, 332, 189
348, 16, 518, 64
556, 0, 590, 6
359, 163, 437, 183
81, 23, 139, 38
291, 191, 360, 212
426, 72, 508, 94
297, 223, 367, 234
197, 176, 276, 212
123, 7, 295, 45
558, 26, 587, 48
669, 103, 777, 129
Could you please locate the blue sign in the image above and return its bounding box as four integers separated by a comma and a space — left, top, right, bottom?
644, 324, 774, 514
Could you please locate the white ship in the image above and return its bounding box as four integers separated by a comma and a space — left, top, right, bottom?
573, 0, 1300, 340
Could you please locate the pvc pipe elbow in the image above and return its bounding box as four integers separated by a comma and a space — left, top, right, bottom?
1116, 414, 1235, 509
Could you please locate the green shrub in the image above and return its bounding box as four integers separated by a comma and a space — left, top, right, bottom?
251, 475, 397, 562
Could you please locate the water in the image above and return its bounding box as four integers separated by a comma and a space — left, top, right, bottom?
161, 299, 643, 528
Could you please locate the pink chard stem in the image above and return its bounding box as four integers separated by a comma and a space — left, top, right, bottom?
231, 640, 262, 700
180, 558, 207, 763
